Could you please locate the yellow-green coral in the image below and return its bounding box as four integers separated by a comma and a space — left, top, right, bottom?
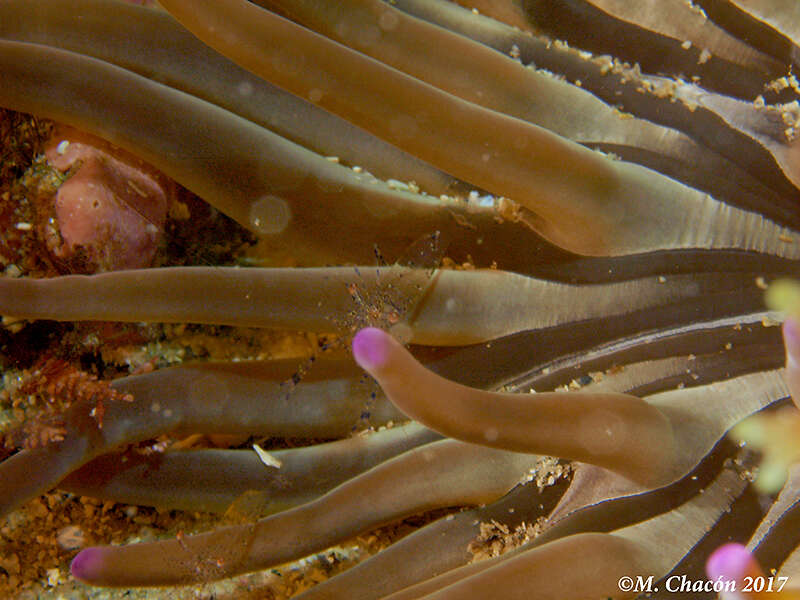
732, 279, 800, 493
765, 278, 800, 318
732, 409, 800, 493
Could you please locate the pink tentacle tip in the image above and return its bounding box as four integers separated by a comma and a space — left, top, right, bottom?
706, 543, 754, 583
784, 318, 800, 363
70, 547, 104, 582
352, 327, 392, 372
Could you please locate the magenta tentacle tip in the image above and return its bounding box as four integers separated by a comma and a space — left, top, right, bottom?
784, 318, 800, 363
70, 547, 104, 582
352, 327, 392, 372
705, 543, 752, 582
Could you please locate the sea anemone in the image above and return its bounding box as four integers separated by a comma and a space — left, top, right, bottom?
1, 0, 800, 598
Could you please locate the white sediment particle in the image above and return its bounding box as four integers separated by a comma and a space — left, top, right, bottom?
254, 443, 283, 469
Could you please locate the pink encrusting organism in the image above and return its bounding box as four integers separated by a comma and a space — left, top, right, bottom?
41, 124, 170, 272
